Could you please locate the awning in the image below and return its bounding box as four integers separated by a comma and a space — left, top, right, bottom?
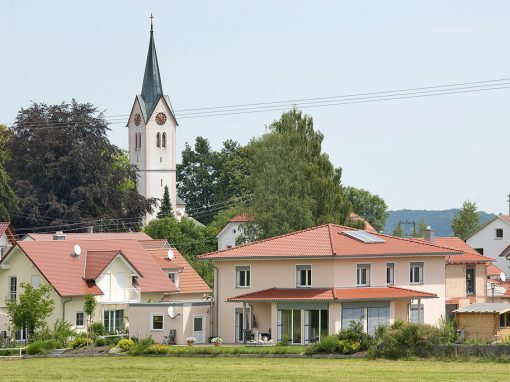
227, 286, 437, 302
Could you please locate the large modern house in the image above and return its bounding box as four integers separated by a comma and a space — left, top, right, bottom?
0, 232, 211, 344
199, 224, 460, 344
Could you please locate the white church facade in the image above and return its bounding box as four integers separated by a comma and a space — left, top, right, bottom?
127, 20, 179, 222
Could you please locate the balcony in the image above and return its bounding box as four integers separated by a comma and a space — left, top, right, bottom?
100, 288, 141, 304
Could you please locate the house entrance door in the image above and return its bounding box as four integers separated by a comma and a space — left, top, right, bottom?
193, 316, 205, 344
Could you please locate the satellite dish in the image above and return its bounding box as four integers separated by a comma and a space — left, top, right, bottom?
168, 306, 177, 319
501, 272, 507, 282
73, 244, 82, 257
167, 249, 174, 260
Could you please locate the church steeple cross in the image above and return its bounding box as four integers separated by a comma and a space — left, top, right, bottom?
150, 13, 154, 31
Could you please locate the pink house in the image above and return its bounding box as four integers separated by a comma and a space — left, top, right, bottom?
199, 224, 460, 344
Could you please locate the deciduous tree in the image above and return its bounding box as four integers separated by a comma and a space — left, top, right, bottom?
451, 200, 480, 240
344, 187, 388, 232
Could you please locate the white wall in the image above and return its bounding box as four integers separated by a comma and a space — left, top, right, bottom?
217, 222, 245, 250
467, 218, 510, 274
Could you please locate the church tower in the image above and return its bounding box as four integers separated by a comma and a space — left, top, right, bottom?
127, 17, 178, 222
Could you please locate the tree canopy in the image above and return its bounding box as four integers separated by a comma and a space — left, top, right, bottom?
243, 109, 351, 240
344, 187, 388, 232
0, 124, 18, 221
451, 200, 480, 240
6, 101, 154, 229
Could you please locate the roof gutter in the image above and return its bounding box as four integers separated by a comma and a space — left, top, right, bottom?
62, 297, 73, 321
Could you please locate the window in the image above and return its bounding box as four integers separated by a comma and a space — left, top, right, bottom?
357, 264, 371, 286
9, 277, 16, 300
296, 265, 312, 288
277, 309, 301, 344
235, 266, 250, 288
162, 132, 167, 148
496, 229, 504, 239
76, 312, 84, 328
156, 132, 161, 148
168, 272, 179, 287
410, 303, 424, 323
386, 263, 395, 285
466, 268, 475, 295
475, 248, 484, 256
103, 310, 124, 333
500, 312, 510, 327
31, 275, 41, 288
304, 310, 328, 343
151, 314, 164, 331
138, 133, 142, 148
410, 262, 424, 284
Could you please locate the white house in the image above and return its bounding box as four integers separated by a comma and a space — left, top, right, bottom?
216, 214, 251, 250
466, 215, 510, 275
0, 223, 16, 258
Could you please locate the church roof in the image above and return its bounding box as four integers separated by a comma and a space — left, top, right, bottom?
141, 25, 163, 118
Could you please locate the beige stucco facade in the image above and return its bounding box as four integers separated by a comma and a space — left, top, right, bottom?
445, 263, 487, 308
212, 255, 446, 344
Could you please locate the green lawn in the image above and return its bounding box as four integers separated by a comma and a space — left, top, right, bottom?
0, 357, 506, 381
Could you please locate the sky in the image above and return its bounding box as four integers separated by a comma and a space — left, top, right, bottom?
1, 1, 509, 214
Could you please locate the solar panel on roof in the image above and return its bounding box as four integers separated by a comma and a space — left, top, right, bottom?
343, 230, 385, 243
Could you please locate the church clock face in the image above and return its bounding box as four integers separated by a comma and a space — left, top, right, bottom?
134, 113, 141, 126
155, 112, 167, 125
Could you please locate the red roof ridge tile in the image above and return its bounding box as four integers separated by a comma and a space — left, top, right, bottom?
327, 224, 337, 256
370, 232, 464, 253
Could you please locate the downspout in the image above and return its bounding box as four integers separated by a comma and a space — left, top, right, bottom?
213, 266, 219, 337
62, 297, 73, 321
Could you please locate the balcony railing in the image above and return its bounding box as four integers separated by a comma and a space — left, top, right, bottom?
100, 288, 141, 304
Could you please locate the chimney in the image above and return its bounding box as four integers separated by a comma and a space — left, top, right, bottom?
53, 231, 66, 241
87, 226, 94, 234
424, 226, 435, 242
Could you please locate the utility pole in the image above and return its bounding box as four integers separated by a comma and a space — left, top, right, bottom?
398, 220, 416, 237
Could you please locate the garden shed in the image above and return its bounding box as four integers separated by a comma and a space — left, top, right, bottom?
454, 303, 510, 341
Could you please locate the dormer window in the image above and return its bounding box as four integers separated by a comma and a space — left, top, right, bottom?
168, 272, 179, 288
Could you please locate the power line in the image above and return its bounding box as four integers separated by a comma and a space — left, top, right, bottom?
5, 77, 510, 128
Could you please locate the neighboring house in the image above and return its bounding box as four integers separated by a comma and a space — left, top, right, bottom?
486, 279, 510, 303
199, 224, 460, 344
487, 263, 505, 279
216, 214, 251, 250
349, 213, 377, 232
455, 303, 510, 341
0, 223, 16, 258
466, 215, 510, 274
0, 234, 211, 344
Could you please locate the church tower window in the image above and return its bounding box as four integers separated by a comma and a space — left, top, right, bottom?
162, 132, 167, 148
156, 133, 161, 148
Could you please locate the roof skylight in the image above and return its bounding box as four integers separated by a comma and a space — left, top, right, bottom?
343, 230, 385, 243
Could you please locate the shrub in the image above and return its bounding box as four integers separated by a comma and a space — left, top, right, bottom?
210, 337, 223, 344
52, 320, 76, 347
129, 336, 155, 356
118, 338, 135, 351
143, 344, 169, 355
276, 335, 291, 346
338, 320, 371, 350
338, 339, 361, 355
94, 338, 107, 347
438, 317, 457, 344
312, 335, 339, 353
90, 322, 106, 337
69, 337, 91, 349
27, 340, 48, 355
43, 339, 62, 350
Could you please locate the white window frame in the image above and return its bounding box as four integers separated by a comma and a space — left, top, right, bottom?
75, 312, 85, 328
168, 272, 179, 288
150, 313, 164, 331
235, 265, 251, 288
386, 263, 395, 285
296, 265, 312, 288
495, 228, 504, 240
31, 275, 41, 289
409, 303, 424, 324
357, 264, 371, 287
410, 262, 424, 285
9, 276, 16, 300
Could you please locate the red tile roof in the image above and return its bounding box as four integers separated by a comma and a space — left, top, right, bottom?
2, 239, 177, 297
139, 239, 170, 250
84, 250, 142, 280
25, 232, 151, 241
200, 224, 461, 260
427, 237, 491, 264
487, 264, 504, 277
499, 215, 510, 224
227, 286, 436, 302
0, 222, 17, 245
148, 248, 211, 294
228, 214, 253, 223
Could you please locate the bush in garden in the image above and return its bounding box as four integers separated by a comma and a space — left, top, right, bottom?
129, 336, 155, 355
51, 320, 76, 347
118, 338, 135, 351
143, 344, 169, 355
90, 322, 106, 337
69, 337, 91, 349
27, 340, 49, 355
337, 320, 371, 351
94, 338, 107, 347
338, 339, 361, 355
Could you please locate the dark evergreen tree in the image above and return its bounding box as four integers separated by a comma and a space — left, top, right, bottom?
157, 185, 173, 218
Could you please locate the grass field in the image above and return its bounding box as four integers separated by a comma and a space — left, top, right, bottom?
0, 357, 507, 382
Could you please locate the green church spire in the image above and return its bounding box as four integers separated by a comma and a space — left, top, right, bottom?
141, 14, 163, 117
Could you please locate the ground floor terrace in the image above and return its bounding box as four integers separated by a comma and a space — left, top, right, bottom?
223, 286, 439, 344
0, 357, 505, 382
